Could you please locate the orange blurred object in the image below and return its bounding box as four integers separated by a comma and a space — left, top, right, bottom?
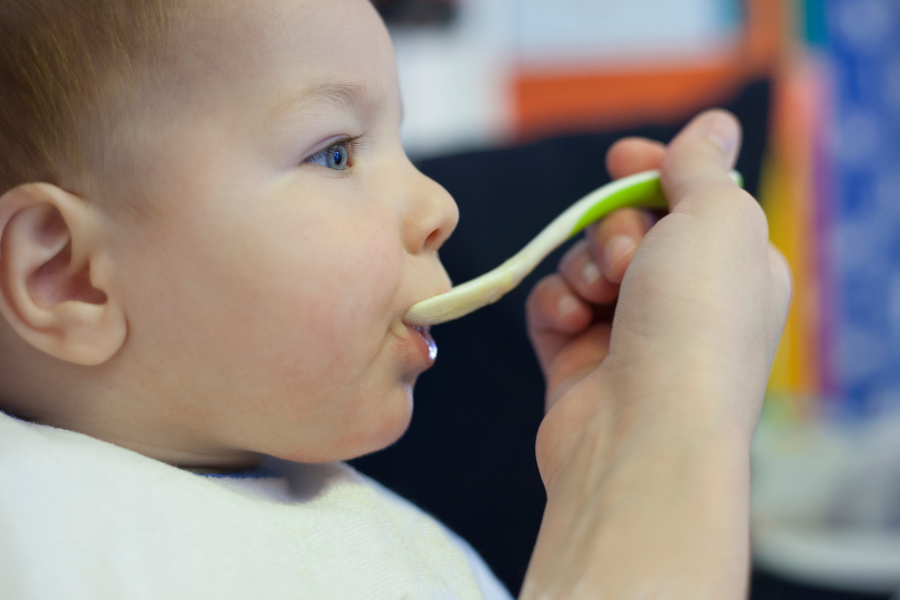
512, 0, 786, 138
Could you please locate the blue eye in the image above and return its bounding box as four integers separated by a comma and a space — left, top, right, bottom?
306, 142, 350, 171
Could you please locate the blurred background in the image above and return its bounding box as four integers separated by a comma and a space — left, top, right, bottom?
352, 1, 900, 598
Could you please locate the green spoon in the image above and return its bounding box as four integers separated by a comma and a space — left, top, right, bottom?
404, 168, 743, 327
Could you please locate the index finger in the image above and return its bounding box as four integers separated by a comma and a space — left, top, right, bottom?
606, 137, 666, 180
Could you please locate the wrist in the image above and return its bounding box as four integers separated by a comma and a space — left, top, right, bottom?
531, 406, 752, 600
535, 363, 756, 496
545, 397, 751, 507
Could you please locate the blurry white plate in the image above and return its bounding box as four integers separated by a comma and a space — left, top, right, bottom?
753, 521, 900, 593
751, 413, 900, 594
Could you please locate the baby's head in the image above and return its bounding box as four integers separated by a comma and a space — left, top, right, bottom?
0, 0, 458, 469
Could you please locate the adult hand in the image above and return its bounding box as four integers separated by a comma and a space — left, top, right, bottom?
521, 110, 792, 600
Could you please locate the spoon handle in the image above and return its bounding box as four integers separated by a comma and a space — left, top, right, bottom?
563, 168, 743, 239
405, 169, 743, 326
569, 170, 668, 236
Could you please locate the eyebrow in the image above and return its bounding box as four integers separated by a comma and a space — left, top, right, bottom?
266, 79, 380, 124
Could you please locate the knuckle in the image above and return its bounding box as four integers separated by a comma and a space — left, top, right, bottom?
526, 280, 546, 311
707, 186, 769, 243
559, 239, 588, 269
533, 419, 557, 482
737, 192, 769, 239
595, 207, 642, 238
768, 245, 793, 299
527, 275, 559, 310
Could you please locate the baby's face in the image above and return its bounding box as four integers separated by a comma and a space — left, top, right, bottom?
106, 0, 458, 465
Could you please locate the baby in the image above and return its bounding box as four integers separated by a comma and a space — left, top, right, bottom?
0, 0, 791, 599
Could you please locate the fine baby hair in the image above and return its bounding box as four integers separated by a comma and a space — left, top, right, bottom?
0, 0, 194, 205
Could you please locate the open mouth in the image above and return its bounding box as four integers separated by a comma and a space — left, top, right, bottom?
412, 325, 438, 361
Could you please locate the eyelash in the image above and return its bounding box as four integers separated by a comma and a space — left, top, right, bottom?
303, 135, 364, 171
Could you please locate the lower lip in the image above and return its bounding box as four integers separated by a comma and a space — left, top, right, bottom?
407, 324, 438, 364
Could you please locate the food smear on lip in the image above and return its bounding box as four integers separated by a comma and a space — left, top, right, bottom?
414, 326, 437, 361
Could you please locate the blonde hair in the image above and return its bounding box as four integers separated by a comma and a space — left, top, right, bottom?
0, 0, 190, 202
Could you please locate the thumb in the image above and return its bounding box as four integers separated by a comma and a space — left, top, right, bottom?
661, 110, 743, 213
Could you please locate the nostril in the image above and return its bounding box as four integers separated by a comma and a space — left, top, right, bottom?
423, 229, 442, 251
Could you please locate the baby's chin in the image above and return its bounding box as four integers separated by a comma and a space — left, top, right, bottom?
350, 384, 416, 458
273, 384, 415, 464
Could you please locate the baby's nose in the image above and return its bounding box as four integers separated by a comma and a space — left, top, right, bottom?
401, 167, 459, 255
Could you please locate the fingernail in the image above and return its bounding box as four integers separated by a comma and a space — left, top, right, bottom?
557, 294, 581, 316
706, 113, 739, 157
603, 235, 636, 271
582, 261, 601, 285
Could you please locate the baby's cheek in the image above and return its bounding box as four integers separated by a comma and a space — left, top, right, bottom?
271, 242, 399, 376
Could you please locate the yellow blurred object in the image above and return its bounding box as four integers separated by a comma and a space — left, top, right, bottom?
761, 51, 822, 420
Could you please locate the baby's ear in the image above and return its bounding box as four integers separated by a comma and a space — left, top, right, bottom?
0, 183, 126, 365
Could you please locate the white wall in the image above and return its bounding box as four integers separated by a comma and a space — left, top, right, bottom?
393, 0, 742, 159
